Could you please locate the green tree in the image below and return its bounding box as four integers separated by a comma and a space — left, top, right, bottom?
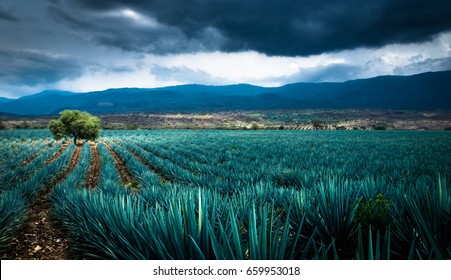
311, 119, 325, 130
49, 110, 101, 144
250, 121, 259, 130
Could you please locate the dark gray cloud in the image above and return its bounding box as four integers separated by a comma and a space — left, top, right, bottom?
1, 0, 451, 97
47, 2, 225, 54
0, 4, 19, 22
0, 49, 84, 86
48, 0, 451, 56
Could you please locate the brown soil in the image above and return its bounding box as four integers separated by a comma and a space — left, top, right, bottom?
101, 140, 133, 185
46, 143, 70, 164
86, 143, 100, 189
21, 153, 40, 167
4, 144, 82, 260
115, 141, 172, 183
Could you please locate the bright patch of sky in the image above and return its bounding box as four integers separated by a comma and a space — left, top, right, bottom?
40, 32, 450, 97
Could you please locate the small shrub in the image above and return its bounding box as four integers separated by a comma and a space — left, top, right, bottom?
372, 124, 388, 130
273, 170, 303, 188
127, 124, 140, 130
311, 119, 326, 130
125, 181, 140, 191
354, 194, 392, 232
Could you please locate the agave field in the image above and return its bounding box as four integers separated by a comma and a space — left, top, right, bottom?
0, 129, 450, 260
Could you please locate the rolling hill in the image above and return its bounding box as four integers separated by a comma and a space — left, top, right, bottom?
0, 71, 450, 116
0, 97, 12, 103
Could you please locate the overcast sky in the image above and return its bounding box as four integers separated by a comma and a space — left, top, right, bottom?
1, 0, 451, 98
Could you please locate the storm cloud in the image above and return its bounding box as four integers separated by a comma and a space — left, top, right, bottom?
48, 0, 451, 56
1, 0, 451, 97
0, 4, 18, 22
0, 49, 84, 86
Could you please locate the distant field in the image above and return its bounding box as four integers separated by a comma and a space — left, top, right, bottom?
2, 109, 451, 130
1, 129, 450, 260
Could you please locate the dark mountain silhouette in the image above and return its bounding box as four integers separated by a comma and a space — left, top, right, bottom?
0, 71, 450, 116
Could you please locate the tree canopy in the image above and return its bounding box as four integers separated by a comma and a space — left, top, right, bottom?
49, 110, 101, 144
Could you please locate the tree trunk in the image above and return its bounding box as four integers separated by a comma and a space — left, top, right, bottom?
74, 137, 77, 145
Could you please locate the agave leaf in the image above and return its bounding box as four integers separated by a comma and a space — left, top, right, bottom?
300, 229, 318, 260
368, 227, 373, 260
198, 190, 203, 236
357, 225, 364, 260
189, 235, 206, 260
404, 195, 445, 259
248, 204, 259, 259
260, 205, 267, 259
288, 214, 305, 259
229, 207, 244, 259
278, 208, 291, 259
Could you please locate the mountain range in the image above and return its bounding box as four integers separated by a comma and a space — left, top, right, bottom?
0, 71, 450, 116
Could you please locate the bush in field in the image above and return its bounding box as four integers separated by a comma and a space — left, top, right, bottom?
311, 119, 326, 130
372, 123, 388, 130
49, 110, 101, 144
250, 122, 259, 130
354, 194, 391, 232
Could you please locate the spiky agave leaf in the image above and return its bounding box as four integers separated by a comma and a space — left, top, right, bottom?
303, 177, 362, 259
0, 191, 28, 254
356, 225, 391, 260
390, 175, 450, 259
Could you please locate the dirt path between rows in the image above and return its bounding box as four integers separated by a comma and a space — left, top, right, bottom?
114, 141, 172, 183
86, 143, 100, 189
101, 141, 133, 185
21, 153, 40, 167
47, 143, 70, 164
4, 144, 82, 260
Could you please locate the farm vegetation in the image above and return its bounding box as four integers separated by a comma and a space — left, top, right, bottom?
0, 129, 450, 260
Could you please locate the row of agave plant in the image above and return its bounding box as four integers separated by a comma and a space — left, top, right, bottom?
49, 167, 450, 259
0, 143, 75, 254
2, 130, 450, 259
0, 143, 62, 193
0, 139, 51, 177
